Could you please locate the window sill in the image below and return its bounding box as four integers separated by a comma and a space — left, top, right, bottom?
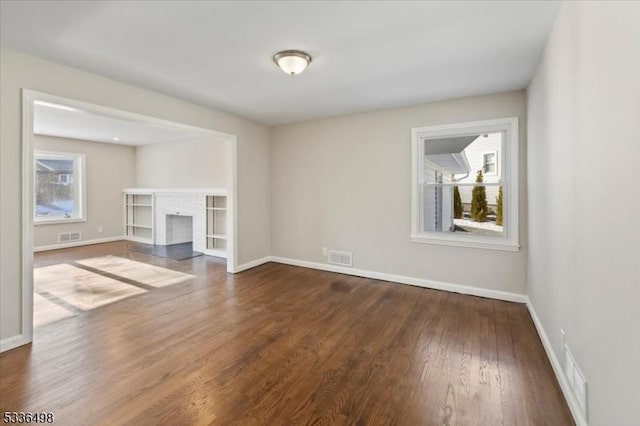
34, 218, 86, 226
410, 235, 520, 252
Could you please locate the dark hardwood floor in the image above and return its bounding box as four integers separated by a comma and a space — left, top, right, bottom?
0, 241, 573, 425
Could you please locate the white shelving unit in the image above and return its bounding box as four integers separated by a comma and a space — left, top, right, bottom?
124, 190, 154, 244
205, 193, 227, 258
122, 188, 230, 262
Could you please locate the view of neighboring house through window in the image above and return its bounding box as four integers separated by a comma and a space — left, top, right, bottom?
34, 151, 85, 223
411, 118, 518, 250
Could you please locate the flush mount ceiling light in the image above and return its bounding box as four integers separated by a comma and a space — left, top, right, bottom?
273, 50, 312, 76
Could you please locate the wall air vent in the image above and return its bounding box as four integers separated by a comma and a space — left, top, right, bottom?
328, 250, 353, 267
58, 231, 81, 243
564, 344, 588, 421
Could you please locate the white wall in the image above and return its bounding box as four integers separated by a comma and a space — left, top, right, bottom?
33, 135, 135, 248
271, 90, 527, 295
135, 137, 229, 188
527, 2, 640, 425
0, 47, 271, 344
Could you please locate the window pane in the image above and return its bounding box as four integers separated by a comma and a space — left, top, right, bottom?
423, 184, 504, 237
484, 163, 496, 174
422, 183, 450, 232
35, 158, 75, 218
423, 132, 502, 183
422, 132, 504, 236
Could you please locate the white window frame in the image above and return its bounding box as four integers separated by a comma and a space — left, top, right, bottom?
411, 117, 519, 251
34, 150, 86, 225
482, 150, 498, 176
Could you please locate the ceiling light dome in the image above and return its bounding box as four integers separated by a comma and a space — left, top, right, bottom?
273, 50, 312, 76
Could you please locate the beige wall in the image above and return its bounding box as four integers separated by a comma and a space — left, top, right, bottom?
271, 90, 527, 295
33, 135, 135, 248
135, 138, 229, 188
527, 2, 640, 425
0, 47, 271, 342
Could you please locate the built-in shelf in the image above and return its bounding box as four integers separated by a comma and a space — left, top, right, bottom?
206, 234, 227, 240
123, 189, 228, 260
206, 248, 227, 257
124, 191, 154, 244
205, 194, 227, 257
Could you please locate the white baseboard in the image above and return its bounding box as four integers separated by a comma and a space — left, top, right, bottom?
233, 256, 272, 273
34, 236, 125, 252
269, 256, 527, 303
0, 334, 31, 353
526, 298, 588, 426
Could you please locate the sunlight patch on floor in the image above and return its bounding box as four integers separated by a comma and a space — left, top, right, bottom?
33, 292, 75, 327
76, 255, 195, 288
34, 263, 147, 311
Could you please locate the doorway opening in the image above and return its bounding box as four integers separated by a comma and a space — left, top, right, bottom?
21, 89, 238, 341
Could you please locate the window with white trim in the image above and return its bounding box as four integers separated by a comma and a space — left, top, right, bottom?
411, 118, 519, 251
34, 151, 86, 224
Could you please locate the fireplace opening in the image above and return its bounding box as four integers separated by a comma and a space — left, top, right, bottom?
166, 214, 193, 245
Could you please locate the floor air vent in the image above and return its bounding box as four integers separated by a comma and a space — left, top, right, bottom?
328, 250, 353, 267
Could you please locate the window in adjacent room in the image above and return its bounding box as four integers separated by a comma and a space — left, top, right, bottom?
411, 117, 519, 251
34, 151, 86, 224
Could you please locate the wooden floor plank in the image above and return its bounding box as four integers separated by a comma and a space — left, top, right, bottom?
0, 241, 574, 425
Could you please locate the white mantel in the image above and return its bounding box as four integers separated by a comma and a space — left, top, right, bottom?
124, 188, 226, 195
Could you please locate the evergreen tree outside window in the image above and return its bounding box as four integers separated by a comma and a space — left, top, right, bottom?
453, 186, 463, 219
495, 186, 503, 226
470, 170, 488, 222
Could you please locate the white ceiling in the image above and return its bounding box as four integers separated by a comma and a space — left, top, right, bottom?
34, 102, 211, 146
1, 1, 560, 126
